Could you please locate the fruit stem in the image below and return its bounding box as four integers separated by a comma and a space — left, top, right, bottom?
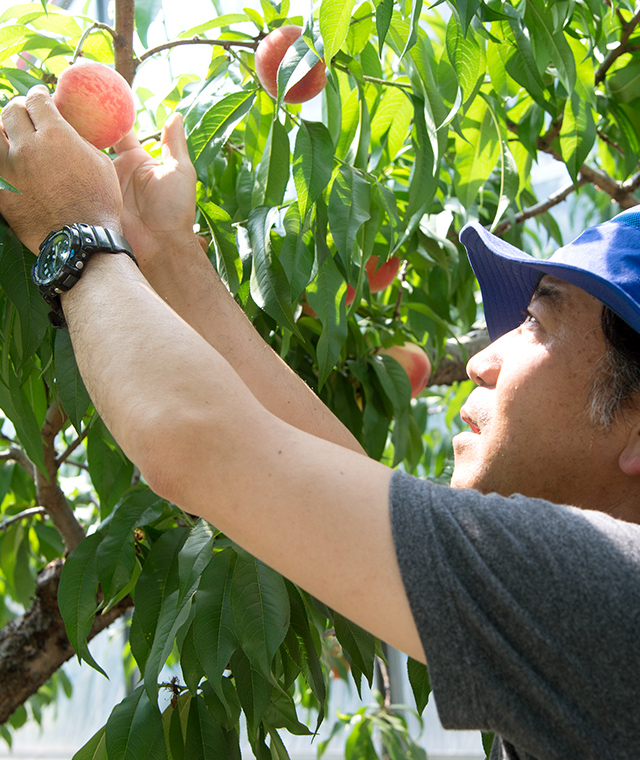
72, 22, 119, 64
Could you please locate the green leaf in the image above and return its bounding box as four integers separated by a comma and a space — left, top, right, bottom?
105, 686, 167, 760
195, 190, 241, 296
0, 367, 46, 474
72, 726, 107, 760
178, 519, 215, 605
252, 119, 290, 208
130, 528, 189, 673
524, 0, 576, 95
400, 0, 424, 58
305, 254, 350, 389
247, 206, 301, 336
192, 549, 237, 702
135, 0, 163, 48
368, 354, 412, 416
184, 696, 227, 760
293, 120, 334, 219
319, 0, 357, 66
0, 233, 49, 365
187, 91, 256, 163
328, 165, 371, 272
560, 93, 596, 184
278, 203, 314, 300
58, 531, 107, 677
455, 0, 481, 35
87, 420, 134, 517
375, 0, 393, 54
453, 96, 501, 209
347, 2, 373, 56
230, 549, 290, 678
276, 34, 325, 105
244, 91, 276, 167
284, 582, 326, 717
54, 329, 90, 434
446, 15, 485, 107
144, 589, 195, 704
96, 490, 164, 603
333, 612, 375, 690
229, 648, 273, 738
407, 657, 431, 714
0, 176, 19, 193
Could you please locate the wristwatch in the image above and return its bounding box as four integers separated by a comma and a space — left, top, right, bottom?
32, 223, 138, 328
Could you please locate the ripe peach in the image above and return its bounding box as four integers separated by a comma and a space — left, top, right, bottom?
365, 256, 401, 292
255, 26, 327, 104
53, 60, 136, 150
378, 342, 431, 398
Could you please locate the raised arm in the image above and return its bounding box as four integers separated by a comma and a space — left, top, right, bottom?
113, 116, 364, 454
0, 88, 423, 661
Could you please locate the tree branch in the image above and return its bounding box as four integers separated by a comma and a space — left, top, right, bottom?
493, 177, 587, 236
430, 329, 490, 386
0, 507, 46, 532
137, 35, 259, 65
0, 445, 35, 476
595, 5, 640, 85
0, 559, 133, 725
36, 404, 85, 554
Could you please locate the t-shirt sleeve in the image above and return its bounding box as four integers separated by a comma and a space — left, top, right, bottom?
389, 469, 640, 759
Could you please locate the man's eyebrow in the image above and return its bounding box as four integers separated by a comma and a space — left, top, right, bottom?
529, 277, 568, 305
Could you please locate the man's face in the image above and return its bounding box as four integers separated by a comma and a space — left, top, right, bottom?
451, 275, 635, 512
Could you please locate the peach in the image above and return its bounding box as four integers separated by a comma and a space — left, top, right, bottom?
53, 60, 135, 150
365, 256, 401, 292
255, 26, 327, 104
378, 342, 431, 398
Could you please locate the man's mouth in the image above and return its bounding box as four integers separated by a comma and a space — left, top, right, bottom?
460, 408, 481, 434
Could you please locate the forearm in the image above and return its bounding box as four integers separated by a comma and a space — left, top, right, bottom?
140, 232, 365, 455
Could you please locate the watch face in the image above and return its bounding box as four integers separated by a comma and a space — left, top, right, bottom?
35, 230, 73, 285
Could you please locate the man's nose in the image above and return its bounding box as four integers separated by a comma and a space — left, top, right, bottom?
466, 339, 503, 388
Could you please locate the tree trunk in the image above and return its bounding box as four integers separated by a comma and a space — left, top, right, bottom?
0, 558, 132, 724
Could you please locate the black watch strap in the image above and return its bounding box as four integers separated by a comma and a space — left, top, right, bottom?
35, 224, 138, 329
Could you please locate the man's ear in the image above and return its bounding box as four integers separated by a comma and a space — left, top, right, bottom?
619, 419, 640, 475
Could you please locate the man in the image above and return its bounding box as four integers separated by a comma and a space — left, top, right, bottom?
0, 87, 638, 759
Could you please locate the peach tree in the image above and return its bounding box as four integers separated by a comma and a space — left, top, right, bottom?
1, 0, 640, 757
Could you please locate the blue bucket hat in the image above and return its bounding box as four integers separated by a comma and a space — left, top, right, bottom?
459, 208, 640, 342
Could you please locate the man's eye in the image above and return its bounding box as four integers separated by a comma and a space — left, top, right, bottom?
523, 309, 537, 323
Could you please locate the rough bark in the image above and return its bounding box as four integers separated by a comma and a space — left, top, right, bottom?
114, 0, 136, 86
36, 403, 85, 553
0, 558, 132, 725
430, 329, 490, 386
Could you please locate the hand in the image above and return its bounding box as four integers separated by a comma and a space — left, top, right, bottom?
0, 86, 122, 254
113, 113, 199, 271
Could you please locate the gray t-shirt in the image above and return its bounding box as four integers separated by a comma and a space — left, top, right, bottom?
389, 469, 640, 760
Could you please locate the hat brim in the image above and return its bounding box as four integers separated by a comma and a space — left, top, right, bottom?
460, 220, 640, 341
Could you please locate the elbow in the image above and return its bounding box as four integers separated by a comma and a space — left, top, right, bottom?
126, 407, 206, 505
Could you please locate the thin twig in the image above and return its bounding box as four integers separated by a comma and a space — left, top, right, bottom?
493, 178, 587, 236
595, 4, 640, 85
0, 446, 35, 476
72, 22, 118, 63
137, 35, 259, 64
0, 507, 46, 532
56, 426, 90, 467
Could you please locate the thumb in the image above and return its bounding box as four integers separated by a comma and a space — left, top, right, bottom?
161, 112, 191, 166
113, 128, 142, 155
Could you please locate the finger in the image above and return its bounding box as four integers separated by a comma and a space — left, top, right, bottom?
161, 112, 191, 166
24, 85, 66, 129
0, 96, 34, 140
113, 128, 142, 154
